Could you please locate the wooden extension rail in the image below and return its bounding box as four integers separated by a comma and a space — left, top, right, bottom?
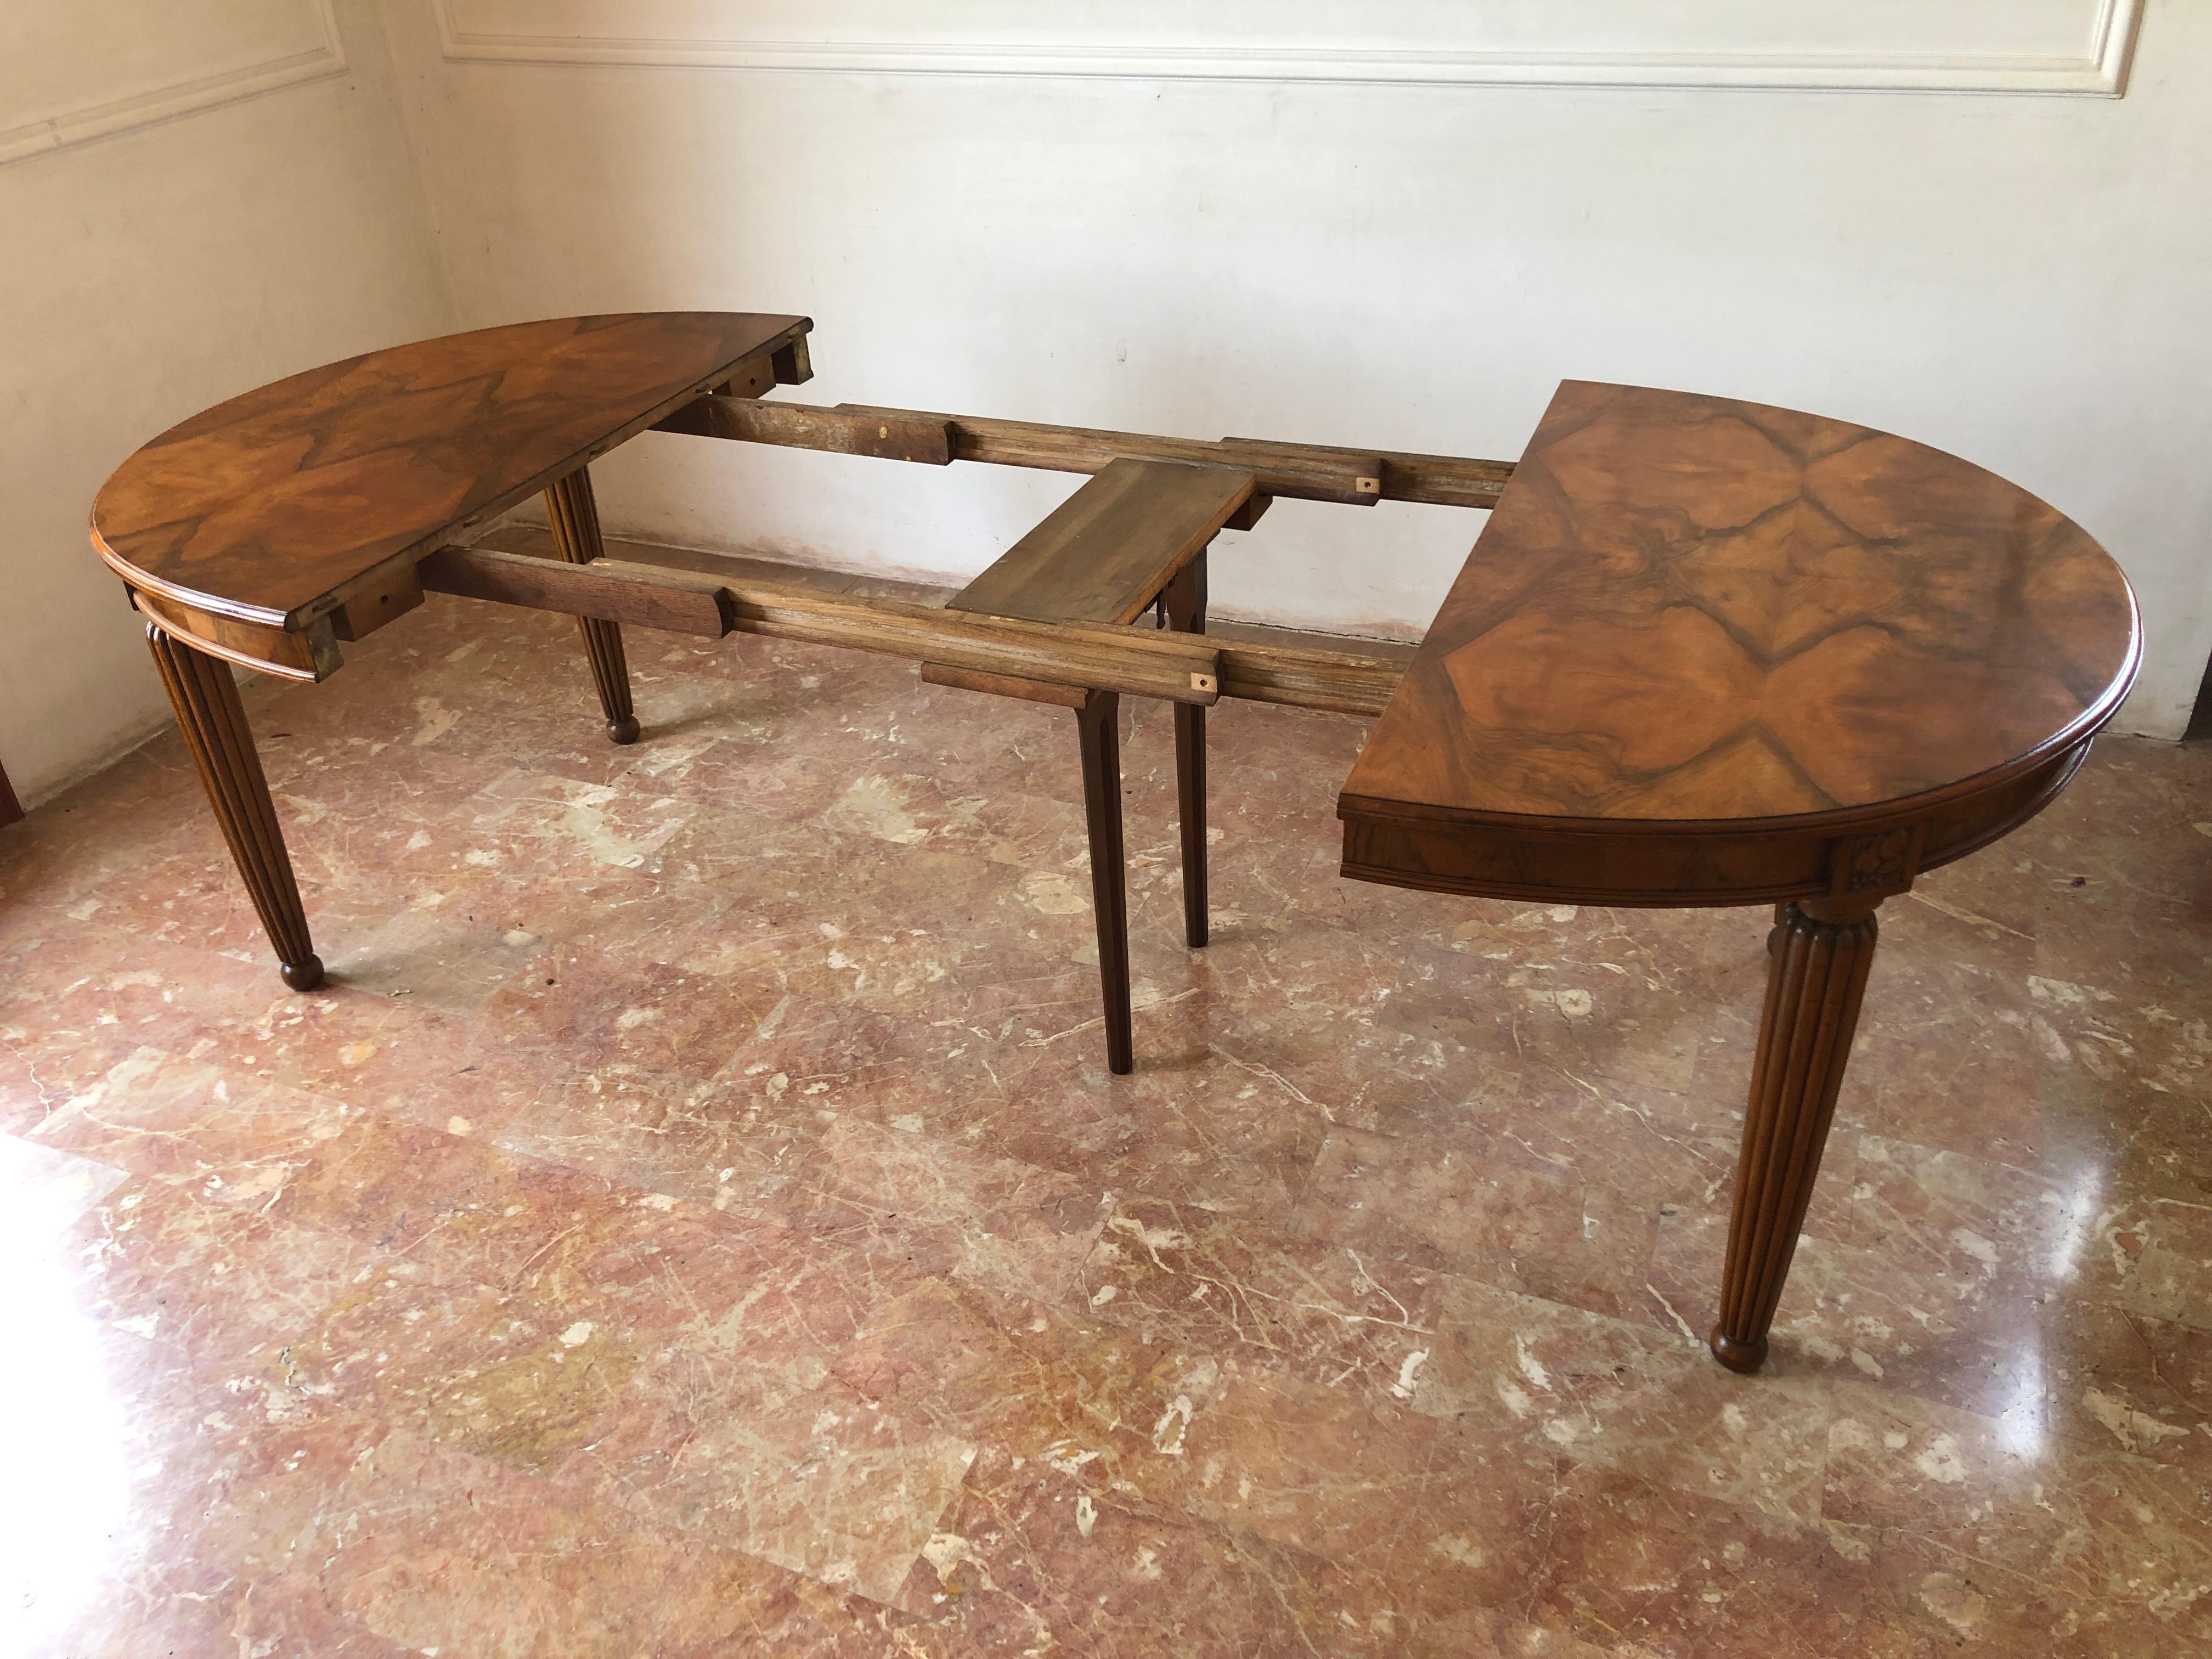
653, 396, 1515, 510
416, 545, 1405, 716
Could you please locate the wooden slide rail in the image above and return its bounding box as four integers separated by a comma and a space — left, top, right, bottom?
415, 346, 1508, 719
652, 396, 1516, 510
416, 545, 1406, 716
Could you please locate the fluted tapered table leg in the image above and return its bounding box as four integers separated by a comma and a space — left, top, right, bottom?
1710, 895, 1881, 1374
543, 465, 640, 744
146, 625, 323, 991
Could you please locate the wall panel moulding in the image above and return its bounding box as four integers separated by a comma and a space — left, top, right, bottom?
0, 0, 348, 167
436, 0, 2141, 96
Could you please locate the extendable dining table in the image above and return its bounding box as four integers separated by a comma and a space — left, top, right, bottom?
89, 312, 2140, 1373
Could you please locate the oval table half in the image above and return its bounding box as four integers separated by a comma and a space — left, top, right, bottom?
1339, 378, 2142, 1371
87, 311, 810, 988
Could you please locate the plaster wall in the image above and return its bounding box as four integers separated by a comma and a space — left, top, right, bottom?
379, 0, 2212, 736
0, 0, 453, 803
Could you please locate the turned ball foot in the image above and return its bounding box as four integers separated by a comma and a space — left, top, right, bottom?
280, 955, 326, 992
1707, 1328, 1769, 1374
607, 715, 641, 745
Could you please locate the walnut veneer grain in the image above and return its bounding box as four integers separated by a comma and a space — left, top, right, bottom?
87, 332, 2143, 1377
1339, 380, 2140, 908
1334, 379, 2138, 1372
92, 312, 809, 642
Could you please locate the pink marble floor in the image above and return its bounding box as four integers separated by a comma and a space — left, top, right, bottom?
1, 580, 2208, 1656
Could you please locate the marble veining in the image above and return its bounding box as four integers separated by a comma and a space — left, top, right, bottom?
1, 585, 2208, 1656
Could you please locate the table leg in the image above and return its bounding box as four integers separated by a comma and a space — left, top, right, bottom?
1161, 551, 1209, 949
1075, 689, 1133, 1074
543, 465, 640, 744
1710, 895, 1881, 1373
146, 624, 324, 991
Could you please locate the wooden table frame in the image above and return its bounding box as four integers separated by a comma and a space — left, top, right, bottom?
90, 315, 2139, 1376
411, 342, 1487, 1075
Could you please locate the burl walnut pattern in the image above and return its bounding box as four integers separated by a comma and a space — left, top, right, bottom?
1340, 380, 2140, 909
92, 314, 804, 994
92, 312, 809, 636
88, 328, 2143, 1380
1340, 380, 2139, 1370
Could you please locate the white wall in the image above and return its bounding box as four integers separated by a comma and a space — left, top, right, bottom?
380, 0, 2212, 737
0, 0, 453, 804
7, 1, 2205, 799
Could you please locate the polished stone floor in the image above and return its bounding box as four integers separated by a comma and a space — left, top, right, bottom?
2, 574, 2208, 1657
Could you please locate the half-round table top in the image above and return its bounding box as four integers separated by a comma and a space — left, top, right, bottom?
91, 311, 808, 631
1339, 380, 2140, 905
